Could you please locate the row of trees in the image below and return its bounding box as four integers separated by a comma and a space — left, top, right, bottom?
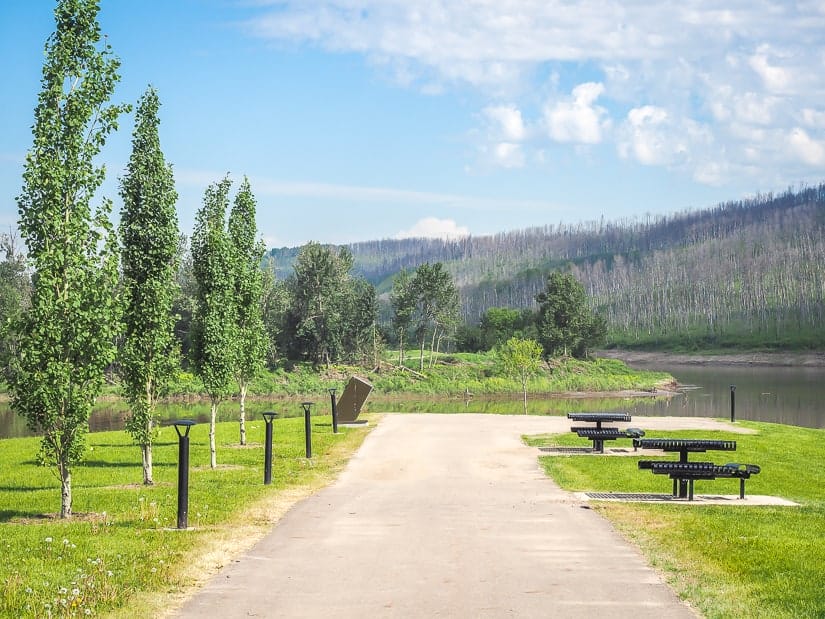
6, 0, 269, 516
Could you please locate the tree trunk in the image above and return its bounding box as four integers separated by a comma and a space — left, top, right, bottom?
142, 442, 154, 485
60, 466, 72, 518
419, 334, 426, 372
239, 381, 247, 446
522, 375, 528, 415
210, 398, 218, 469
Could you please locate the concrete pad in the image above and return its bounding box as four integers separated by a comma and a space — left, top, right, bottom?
576, 492, 799, 506
176, 414, 699, 618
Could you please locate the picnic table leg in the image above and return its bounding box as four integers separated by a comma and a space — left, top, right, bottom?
672, 478, 678, 497
688, 480, 694, 501
594, 438, 604, 453
740, 478, 746, 499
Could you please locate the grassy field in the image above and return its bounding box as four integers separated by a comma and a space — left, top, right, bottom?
158, 354, 673, 399
0, 414, 374, 618
526, 423, 825, 618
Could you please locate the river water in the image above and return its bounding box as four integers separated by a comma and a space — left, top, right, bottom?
1, 364, 823, 439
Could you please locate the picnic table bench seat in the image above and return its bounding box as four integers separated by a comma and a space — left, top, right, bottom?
637, 459, 761, 500
567, 412, 631, 426
633, 438, 737, 455
569, 427, 645, 453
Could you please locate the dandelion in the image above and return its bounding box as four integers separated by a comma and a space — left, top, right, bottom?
25, 587, 32, 594
59, 587, 68, 595
106, 571, 113, 577
72, 588, 80, 596
150, 567, 157, 573
62, 539, 70, 546
85, 609, 92, 616
45, 537, 53, 543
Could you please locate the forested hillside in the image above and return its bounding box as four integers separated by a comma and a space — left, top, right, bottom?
269, 184, 825, 349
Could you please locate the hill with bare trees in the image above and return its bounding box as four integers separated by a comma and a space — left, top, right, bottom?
268, 184, 825, 350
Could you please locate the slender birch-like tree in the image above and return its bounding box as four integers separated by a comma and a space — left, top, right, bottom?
191, 177, 237, 468
498, 337, 543, 414
9, 0, 128, 517
119, 86, 180, 484
228, 177, 266, 445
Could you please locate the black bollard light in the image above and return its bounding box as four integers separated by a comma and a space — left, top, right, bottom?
328, 387, 338, 434
301, 401, 314, 458
261, 411, 278, 485
171, 420, 196, 530
730, 385, 736, 422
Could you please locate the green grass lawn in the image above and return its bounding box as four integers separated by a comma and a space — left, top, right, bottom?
526, 423, 825, 618
0, 414, 373, 618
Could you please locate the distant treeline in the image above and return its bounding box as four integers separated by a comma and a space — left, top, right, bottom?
267, 184, 825, 350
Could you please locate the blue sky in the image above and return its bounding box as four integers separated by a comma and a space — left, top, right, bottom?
2, 1, 825, 248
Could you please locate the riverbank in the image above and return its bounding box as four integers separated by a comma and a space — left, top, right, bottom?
598, 349, 825, 367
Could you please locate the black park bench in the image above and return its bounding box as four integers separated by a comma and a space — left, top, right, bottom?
567, 412, 644, 453
633, 438, 760, 500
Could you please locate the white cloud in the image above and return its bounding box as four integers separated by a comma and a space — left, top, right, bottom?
395, 217, 470, 240
618, 105, 673, 165
788, 128, 825, 166
492, 142, 525, 168
545, 82, 609, 144
244, 1, 825, 185
483, 105, 526, 141
749, 48, 792, 93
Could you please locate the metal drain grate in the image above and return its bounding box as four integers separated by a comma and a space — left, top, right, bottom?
539, 447, 593, 454
586, 492, 675, 501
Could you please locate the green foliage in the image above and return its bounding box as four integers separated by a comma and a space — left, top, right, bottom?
8, 0, 128, 517
0, 234, 29, 369
191, 177, 238, 401
227, 177, 267, 444
408, 262, 459, 370
536, 271, 606, 358
228, 176, 267, 387
283, 243, 377, 367
498, 337, 544, 414
534, 423, 825, 618
119, 86, 180, 482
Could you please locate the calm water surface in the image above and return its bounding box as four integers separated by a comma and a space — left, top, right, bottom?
1, 364, 823, 438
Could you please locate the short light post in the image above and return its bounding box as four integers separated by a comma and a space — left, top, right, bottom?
730, 385, 736, 422
328, 387, 339, 434
301, 401, 314, 458
171, 420, 196, 530
261, 411, 278, 485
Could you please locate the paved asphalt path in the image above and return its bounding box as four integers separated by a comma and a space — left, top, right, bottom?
176, 414, 699, 618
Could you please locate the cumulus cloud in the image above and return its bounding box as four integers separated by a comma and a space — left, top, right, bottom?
788, 128, 825, 166
395, 217, 470, 240
483, 105, 526, 141
545, 82, 609, 144
244, 1, 825, 184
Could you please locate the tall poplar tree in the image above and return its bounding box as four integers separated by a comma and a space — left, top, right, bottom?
228, 177, 266, 445
9, 0, 128, 517
119, 86, 179, 484
191, 177, 237, 468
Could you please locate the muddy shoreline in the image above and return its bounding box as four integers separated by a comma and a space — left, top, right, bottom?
597, 349, 825, 367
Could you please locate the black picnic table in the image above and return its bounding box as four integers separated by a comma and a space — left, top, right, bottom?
633, 438, 746, 499
567, 412, 642, 453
